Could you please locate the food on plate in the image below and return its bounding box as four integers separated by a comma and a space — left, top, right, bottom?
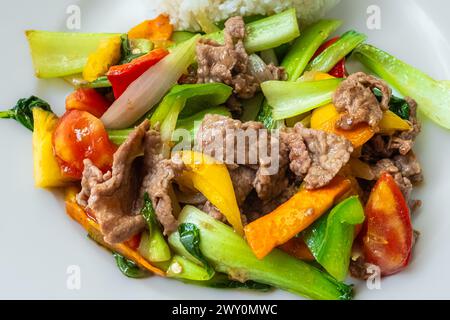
3, 0, 449, 300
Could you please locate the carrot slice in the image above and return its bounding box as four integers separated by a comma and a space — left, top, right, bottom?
244, 177, 351, 259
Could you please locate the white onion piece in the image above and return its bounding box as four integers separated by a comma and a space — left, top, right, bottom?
101, 35, 200, 129
248, 53, 274, 83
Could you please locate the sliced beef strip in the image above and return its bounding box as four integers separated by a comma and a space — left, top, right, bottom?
77, 121, 149, 245
370, 152, 422, 198
139, 131, 186, 235
196, 16, 285, 99
333, 72, 392, 130
283, 124, 353, 190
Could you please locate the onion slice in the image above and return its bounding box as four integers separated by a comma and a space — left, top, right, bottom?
101, 35, 200, 129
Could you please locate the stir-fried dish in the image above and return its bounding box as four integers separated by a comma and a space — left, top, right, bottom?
2, 2, 449, 300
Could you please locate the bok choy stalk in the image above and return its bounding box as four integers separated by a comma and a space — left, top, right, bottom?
240, 94, 264, 122
26, 31, 122, 78
354, 44, 450, 129
138, 193, 171, 263
150, 83, 232, 148
168, 206, 353, 300
308, 30, 367, 73
101, 35, 200, 129
282, 20, 343, 81
261, 78, 343, 120
166, 255, 213, 281
303, 196, 365, 281
207, 8, 300, 53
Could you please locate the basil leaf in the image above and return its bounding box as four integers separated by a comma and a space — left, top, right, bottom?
113, 252, 149, 278
178, 223, 214, 276
0, 96, 53, 131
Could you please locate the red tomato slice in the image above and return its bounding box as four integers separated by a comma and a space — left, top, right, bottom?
53, 110, 116, 179
125, 233, 142, 250
66, 88, 111, 118
362, 173, 413, 276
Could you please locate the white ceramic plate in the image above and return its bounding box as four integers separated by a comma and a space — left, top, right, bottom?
1, 0, 449, 300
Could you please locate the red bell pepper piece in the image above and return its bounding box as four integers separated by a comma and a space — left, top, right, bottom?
66, 88, 111, 118
107, 48, 169, 99
312, 37, 346, 78
362, 173, 413, 276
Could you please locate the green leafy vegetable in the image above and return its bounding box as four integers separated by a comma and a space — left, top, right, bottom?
303, 196, 365, 281
0, 96, 52, 131
138, 193, 171, 263
282, 20, 343, 81
261, 78, 343, 120
166, 255, 213, 281
176, 106, 231, 139
373, 88, 410, 120
308, 30, 367, 73
207, 8, 300, 53
169, 206, 353, 300
26, 30, 122, 78
354, 43, 450, 129
178, 223, 215, 277
113, 252, 149, 278
240, 93, 264, 122
119, 35, 153, 64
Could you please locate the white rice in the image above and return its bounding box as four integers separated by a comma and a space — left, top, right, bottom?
155, 0, 340, 31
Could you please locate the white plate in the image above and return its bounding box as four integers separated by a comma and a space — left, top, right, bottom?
0, 0, 449, 300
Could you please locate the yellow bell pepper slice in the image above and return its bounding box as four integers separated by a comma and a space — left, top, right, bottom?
177, 151, 244, 236
83, 36, 121, 82
379, 110, 412, 134
32, 108, 72, 188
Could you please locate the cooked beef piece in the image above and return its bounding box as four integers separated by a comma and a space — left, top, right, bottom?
77, 121, 149, 245
178, 65, 198, 84
280, 125, 311, 179
349, 256, 371, 280
139, 131, 185, 235
289, 124, 353, 189
196, 16, 285, 99
202, 201, 226, 222
229, 166, 256, 205
371, 152, 422, 198
362, 97, 421, 161
226, 95, 243, 116
333, 72, 392, 130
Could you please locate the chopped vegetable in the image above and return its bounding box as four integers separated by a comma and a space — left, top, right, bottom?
65, 88, 111, 118
354, 44, 450, 129
119, 35, 153, 64
25, 31, 122, 78
167, 255, 213, 281
244, 177, 352, 259
378, 110, 412, 134
171, 31, 197, 44
169, 205, 353, 300
282, 19, 342, 81
107, 48, 169, 99
101, 35, 200, 129
128, 14, 173, 48
362, 173, 413, 276
303, 196, 365, 281
207, 8, 300, 53
113, 252, 149, 278
138, 193, 171, 263
82, 36, 121, 82
256, 100, 284, 129
53, 110, 116, 179
240, 94, 264, 122
373, 88, 410, 120
311, 37, 347, 78
32, 108, 73, 188
65, 75, 112, 89
177, 151, 244, 236
107, 128, 133, 145
308, 30, 367, 74
194, 11, 221, 34
278, 238, 315, 261
261, 78, 343, 120
0, 96, 52, 131
176, 106, 231, 139
64, 187, 165, 276
178, 223, 215, 277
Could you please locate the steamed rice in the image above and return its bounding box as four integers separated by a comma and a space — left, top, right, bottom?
155, 0, 340, 31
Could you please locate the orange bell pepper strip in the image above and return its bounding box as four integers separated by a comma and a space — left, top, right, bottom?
177, 151, 244, 236
128, 15, 173, 44
244, 176, 352, 259
362, 173, 413, 276
65, 187, 165, 276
